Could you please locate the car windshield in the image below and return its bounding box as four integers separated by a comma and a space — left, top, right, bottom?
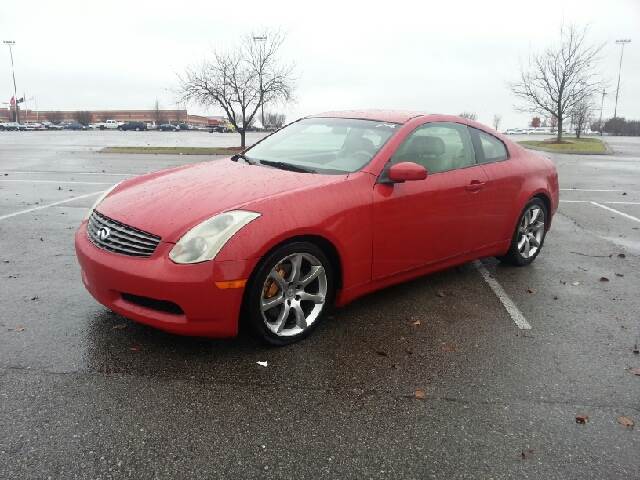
243, 117, 400, 174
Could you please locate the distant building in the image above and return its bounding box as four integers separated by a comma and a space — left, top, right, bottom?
0, 108, 213, 126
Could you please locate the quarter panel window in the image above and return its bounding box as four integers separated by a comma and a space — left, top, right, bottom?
475, 129, 508, 163
391, 122, 475, 174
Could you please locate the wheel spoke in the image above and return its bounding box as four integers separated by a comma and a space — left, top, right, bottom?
299, 265, 324, 287
523, 237, 530, 258
268, 270, 286, 289
517, 235, 526, 250
298, 291, 325, 304
528, 233, 539, 247
530, 208, 540, 224
288, 254, 302, 282
261, 294, 284, 312
293, 304, 307, 329
274, 303, 291, 333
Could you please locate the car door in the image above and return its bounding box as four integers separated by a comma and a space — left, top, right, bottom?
372, 122, 489, 279
468, 126, 520, 248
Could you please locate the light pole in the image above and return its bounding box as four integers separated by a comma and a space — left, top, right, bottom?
613, 39, 631, 119
253, 35, 267, 129
598, 89, 606, 136
3, 40, 19, 123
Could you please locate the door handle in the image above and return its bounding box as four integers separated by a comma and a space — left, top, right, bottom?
465, 180, 485, 192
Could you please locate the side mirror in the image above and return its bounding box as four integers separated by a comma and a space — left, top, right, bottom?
387, 162, 428, 183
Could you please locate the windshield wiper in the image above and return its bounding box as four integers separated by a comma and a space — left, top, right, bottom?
259, 160, 316, 173
231, 153, 257, 165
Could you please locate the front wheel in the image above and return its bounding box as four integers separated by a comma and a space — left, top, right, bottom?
245, 242, 334, 346
497, 198, 547, 266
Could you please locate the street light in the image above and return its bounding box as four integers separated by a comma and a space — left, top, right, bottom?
613, 39, 631, 119
3, 40, 19, 123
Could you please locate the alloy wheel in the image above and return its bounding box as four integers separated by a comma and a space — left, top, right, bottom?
260, 253, 328, 337
517, 205, 545, 259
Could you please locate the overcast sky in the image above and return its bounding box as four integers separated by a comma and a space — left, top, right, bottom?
1, 0, 638, 128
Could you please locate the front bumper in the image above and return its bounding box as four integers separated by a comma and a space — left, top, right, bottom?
75, 222, 255, 337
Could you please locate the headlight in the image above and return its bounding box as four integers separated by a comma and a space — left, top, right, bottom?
169, 210, 260, 264
84, 182, 122, 220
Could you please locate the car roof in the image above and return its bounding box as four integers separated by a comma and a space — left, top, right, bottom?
308, 109, 426, 124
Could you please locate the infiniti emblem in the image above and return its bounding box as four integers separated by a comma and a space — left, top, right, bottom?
97, 226, 111, 241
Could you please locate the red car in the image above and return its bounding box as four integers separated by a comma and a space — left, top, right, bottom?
75, 110, 559, 345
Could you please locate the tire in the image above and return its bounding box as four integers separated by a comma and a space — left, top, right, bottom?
497, 198, 548, 266
245, 241, 335, 346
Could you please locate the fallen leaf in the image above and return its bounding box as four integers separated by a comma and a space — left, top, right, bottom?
599, 277, 610, 282
520, 448, 535, 460
615, 273, 624, 277
617, 416, 634, 428
112, 324, 127, 330
618, 253, 626, 259
435, 290, 446, 298
375, 350, 388, 357
571, 282, 581, 286
553, 295, 559, 300
628, 367, 640, 376
412, 320, 421, 326
30, 296, 39, 301
527, 288, 536, 294
575, 415, 589, 424
414, 389, 426, 400
256, 361, 268, 367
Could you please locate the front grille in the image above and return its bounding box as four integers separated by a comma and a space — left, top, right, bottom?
87, 210, 161, 257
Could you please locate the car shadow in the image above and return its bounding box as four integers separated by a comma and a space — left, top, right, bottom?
82, 261, 509, 390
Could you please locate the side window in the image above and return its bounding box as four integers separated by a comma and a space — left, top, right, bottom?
391, 122, 475, 174
475, 129, 508, 163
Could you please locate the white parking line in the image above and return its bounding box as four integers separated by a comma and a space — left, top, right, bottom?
0, 179, 114, 185
560, 200, 640, 205
590, 201, 640, 223
473, 261, 532, 330
560, 188, 625, 192
0, 191, 104, 221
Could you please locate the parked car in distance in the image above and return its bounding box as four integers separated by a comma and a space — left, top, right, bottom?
209, 125, 231, 133
94, 119, 120, 130
24, 122, 47, 131
63, 121, 87, 130
158, 123, 179, 131
0, 121, 20, 131
75, 110, 559, 346
176, 123, 190, 131
118, 121, 147, 131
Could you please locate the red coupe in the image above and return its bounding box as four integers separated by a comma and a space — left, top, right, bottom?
75, 110, 559, 345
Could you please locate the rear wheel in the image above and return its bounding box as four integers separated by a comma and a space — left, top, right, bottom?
245, 242, 334, 346
498, 198, 547, 266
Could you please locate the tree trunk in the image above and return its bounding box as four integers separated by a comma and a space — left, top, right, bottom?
240, 129, 246, 149
557, 116, 563, 142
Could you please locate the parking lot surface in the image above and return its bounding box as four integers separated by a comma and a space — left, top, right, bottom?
1, 132, 639, 479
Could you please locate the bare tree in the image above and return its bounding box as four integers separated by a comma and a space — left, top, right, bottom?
179, 31, 294, 148
153, 99, 163, 125
459, 112, 477, 120
264, 112, 286, 130
492, 114, 502, 131
511, 25, 602, 142
74, 111, 92, 125
46, 111, 64, 124
570, 100, 592, 138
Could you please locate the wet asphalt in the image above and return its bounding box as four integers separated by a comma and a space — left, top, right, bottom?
0, 131, 639, 479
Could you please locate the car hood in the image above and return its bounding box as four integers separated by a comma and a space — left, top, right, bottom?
97, 159, 344, 242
